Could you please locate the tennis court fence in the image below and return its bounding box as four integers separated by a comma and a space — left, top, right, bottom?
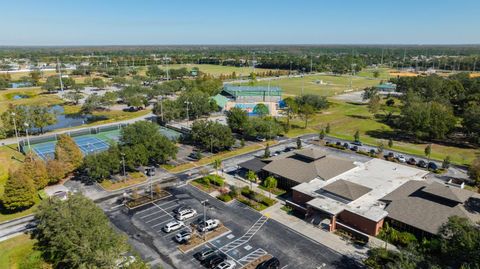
19, 123, 128, 154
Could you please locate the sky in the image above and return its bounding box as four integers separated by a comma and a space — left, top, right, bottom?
0, 0, 479, 46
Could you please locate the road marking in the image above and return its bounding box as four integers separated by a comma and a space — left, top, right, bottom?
151, 218, 175, 228
281, 265, 289, 269
153, 202, 175, 218
220, 215, 268, 252
145, 214, 171, 223
238, 248, 268, 265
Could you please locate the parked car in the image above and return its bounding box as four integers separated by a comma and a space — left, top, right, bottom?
198, 219, 220, 232
350, 145, 359, 151
215, 260, 236, 269
173, 206, 193, 215
343, 142, 349, 149
175, 208, 197, 221
407, 158, 417, 165
256, 257, 280, 269
162, 220, 185, 233
352, 141, 363, 146
369, 149, 376, 155
175, 230, 192, 243
202, 253, 227, 268
188, 152, 200, 160
397, 155, 406, 163
428, 162, 438, 171
284, 146, 295, 152
194, 248, 217, 261
417, 160, 428, 168
256, 136, 266, 142
385, 152, 395, 159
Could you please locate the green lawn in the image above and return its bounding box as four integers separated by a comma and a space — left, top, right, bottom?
285, 100, 478, 166
356, 68, 392, 80
138, 64, 275, 78
0, 87, 63, 114
0, 233, 49, 269
241, 74, 383, 97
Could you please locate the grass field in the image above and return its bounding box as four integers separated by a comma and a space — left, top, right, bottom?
3, 70, 57, 81
138, 64, 275, 78
357, 68, 392, 80
242, 74, 383, 97
284, 100, 478, 166
0, 88, 63, 114
0, 234, 49, 269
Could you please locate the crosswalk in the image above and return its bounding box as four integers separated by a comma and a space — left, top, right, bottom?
238, 248, 268, 265
220, 215, 268, 252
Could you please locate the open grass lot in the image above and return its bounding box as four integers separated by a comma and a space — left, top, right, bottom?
356, 67, 392, 80
244, 74, 383, 97
0, 234, 49, 269
62, 105, 151, 127
99, 172, 147, 191
285, 100, 478, 166
0, 88, 63, 114
138, 64, 275, 78
2, 70, 57, 81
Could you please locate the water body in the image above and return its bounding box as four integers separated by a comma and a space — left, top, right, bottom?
29, 105, 90, 133
13, 94, 30, 100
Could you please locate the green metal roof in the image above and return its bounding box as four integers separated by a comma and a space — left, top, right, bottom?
223, 85, 282, 97
211, 94, 229, 108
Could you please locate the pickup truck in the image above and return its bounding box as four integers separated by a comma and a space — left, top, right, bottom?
198, 219, 220, 232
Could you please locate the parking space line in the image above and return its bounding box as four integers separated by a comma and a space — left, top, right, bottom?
205, 242, 240, 264
151, 218, 176, 228
140, 210, 163, 219
153, 202, 175, 218
145, 214, 171, 223
281, 265, 289, 269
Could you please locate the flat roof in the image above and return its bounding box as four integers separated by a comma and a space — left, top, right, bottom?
238, 157, 267, 173
294, 158, 429, 222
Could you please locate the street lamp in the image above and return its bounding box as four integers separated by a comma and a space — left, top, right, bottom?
201, 199, 208, 241
11, 112, 20, 151
184, 100, 192, 125
121, 153, 126, 177
24, 123, 31, 150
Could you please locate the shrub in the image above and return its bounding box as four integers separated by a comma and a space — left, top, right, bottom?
261, 197, 276, 207
217, 194, 232, 202
229, 186, 239, 198
238, 197, 252, 206
204, 174, 224, 187
241, 186, 253, 197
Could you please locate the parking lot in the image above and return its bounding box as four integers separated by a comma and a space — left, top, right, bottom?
105, 182, 356, 269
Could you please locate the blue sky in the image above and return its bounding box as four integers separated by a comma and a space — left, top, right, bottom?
0, 0, 479, 45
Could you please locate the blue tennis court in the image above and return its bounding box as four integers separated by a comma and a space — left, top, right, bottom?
30, 136, 110, 160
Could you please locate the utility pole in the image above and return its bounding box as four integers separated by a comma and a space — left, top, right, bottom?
165, 54, 170, 81
11, 112, 20, 151
201, 199, 208, 241
24, 123, 31, 149
121, 153, 126, 177
57, 58, 64, 92
184, 100, 191, 124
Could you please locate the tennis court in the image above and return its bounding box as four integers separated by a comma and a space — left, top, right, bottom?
29, 136, 111, 160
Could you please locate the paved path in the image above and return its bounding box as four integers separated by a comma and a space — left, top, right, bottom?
0, 112, 156, 146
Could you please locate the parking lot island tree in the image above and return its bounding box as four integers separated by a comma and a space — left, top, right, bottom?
33, 194, 147, 268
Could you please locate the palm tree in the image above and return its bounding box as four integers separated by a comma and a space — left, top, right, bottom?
264, 176, 278, 199
246, 170, 257, 190
213, 159, 222, 175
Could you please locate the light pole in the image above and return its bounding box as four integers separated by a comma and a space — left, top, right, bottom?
121, 153, 126, 178
11, 112, 20, 151
201, 199, 208, 241
184, 100, 191, 124
24, 123, 31, 150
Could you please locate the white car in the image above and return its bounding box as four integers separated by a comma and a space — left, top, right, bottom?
198, 219, 220, 232
215, 260, 236, 269
163, 220, 185, 233
175, 208, 197, 221
175, 230, 192, 243
397, 155, 406, 163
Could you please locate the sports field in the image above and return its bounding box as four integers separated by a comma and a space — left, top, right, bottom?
139, 64, 276, 78
244, 74, 383, 97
